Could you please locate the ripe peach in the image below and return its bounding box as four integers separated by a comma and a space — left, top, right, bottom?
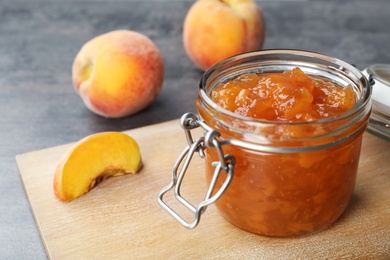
53, 132, 142, 202
72, 30, 164, 118
183, 0, 265, 71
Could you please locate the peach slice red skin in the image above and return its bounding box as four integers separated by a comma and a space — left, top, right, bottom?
53, 132, 142, 202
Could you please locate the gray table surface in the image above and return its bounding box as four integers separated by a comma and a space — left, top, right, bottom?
1, 0, 389, 259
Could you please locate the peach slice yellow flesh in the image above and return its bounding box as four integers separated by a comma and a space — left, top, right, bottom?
53, 132, 142, 202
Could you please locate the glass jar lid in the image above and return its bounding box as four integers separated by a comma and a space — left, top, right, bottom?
363, 64, 390, 141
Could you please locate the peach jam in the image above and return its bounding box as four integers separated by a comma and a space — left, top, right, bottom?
211, 67, 357, 122
196, 50, 372, 236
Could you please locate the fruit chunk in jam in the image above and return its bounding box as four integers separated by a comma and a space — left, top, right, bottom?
212, 67, 356, 122
203, 68, 361, 236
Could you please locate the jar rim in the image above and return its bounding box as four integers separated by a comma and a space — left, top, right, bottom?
367, 64, 390, 87
199, 49, 372, 126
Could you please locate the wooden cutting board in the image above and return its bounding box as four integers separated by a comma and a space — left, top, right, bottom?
16, 119, 390, 259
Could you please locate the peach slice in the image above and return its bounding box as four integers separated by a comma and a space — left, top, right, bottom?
53, 132, 142, 202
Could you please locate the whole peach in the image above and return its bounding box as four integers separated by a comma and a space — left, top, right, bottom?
183, 0, 265, 71
72, 30, 164, 118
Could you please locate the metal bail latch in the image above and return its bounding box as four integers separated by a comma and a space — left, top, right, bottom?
157, 113, 235, 229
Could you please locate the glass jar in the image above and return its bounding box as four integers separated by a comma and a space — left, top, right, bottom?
158, 50, 372, 237
363, 64, 390, 141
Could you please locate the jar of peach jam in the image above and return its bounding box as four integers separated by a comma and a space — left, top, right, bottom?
158, 50, 372, 237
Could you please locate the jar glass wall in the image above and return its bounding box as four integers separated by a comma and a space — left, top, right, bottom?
196, 50, 371, 237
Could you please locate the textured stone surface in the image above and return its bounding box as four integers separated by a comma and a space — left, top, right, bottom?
1, 0, 389, 259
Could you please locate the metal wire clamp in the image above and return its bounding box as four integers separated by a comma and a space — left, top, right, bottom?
157, 113, 235, 229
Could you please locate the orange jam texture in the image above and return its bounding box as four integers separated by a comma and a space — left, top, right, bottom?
204, 68, 362, 236
212, 67, 356, 122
